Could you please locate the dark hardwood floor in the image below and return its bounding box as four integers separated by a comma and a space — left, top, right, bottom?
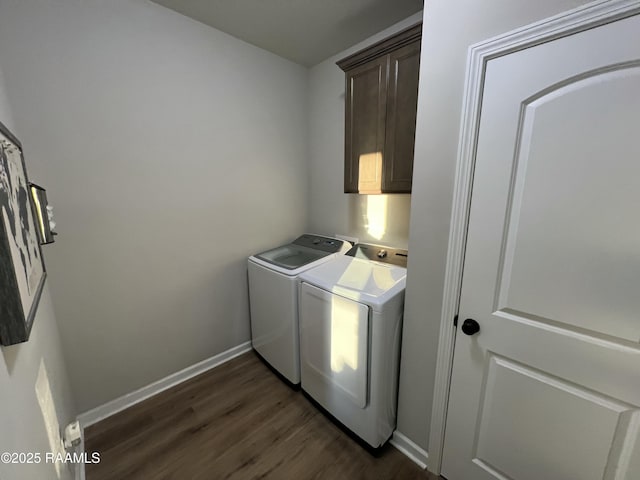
85, 351, 439, 480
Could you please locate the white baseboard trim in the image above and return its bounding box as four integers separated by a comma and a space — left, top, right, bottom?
390, 430, 429, 470
77, 341, 252, 428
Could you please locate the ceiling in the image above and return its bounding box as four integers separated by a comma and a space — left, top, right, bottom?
151, 0, 423, 67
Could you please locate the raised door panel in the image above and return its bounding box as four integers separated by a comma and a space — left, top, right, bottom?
383, 40, 420, 193
497, 66, 640, 342
474, 355, 638, 480
344, 56, 388, 193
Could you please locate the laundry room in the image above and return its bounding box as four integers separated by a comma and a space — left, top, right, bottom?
1, 1, 638, 479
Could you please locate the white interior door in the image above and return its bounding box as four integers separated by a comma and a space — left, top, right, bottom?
442, 12, 640, 480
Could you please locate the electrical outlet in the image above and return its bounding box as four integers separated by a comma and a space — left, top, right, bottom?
63, 421, 82, 448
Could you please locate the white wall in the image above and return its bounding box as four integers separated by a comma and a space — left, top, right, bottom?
397, 0, 594, 454
0, 65, 76, 480
307, 12, 423, 249
0, 0, 309, 412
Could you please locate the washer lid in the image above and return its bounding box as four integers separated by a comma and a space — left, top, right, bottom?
299, 255, 406, 308
254, 244, 331, 270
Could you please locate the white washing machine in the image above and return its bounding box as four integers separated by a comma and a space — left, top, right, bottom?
248, 234, 351, 385
298, 243, 408, 448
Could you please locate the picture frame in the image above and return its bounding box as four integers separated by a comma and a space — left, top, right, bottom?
0, 120, 46, 346
29, 183, 56, 245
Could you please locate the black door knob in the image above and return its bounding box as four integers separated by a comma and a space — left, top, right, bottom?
461, 318, 480, 336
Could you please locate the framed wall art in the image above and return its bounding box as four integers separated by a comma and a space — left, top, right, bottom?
29, 183, 57, 245
0, 120, 46, 346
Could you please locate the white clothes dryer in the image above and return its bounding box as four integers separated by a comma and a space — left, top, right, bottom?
298, 243, 408, 448
248, 234, 350, 385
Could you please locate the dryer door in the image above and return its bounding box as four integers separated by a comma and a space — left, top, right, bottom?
300, 282, 369, 408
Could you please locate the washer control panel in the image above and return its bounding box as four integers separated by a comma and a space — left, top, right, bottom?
293, 234, 346, 253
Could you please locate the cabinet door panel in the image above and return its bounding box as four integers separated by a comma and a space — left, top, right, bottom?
383, 41, 420, 193
344, 56, 388, 193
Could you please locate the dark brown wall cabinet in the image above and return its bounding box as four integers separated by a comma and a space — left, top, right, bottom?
337, 23, 421, 194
